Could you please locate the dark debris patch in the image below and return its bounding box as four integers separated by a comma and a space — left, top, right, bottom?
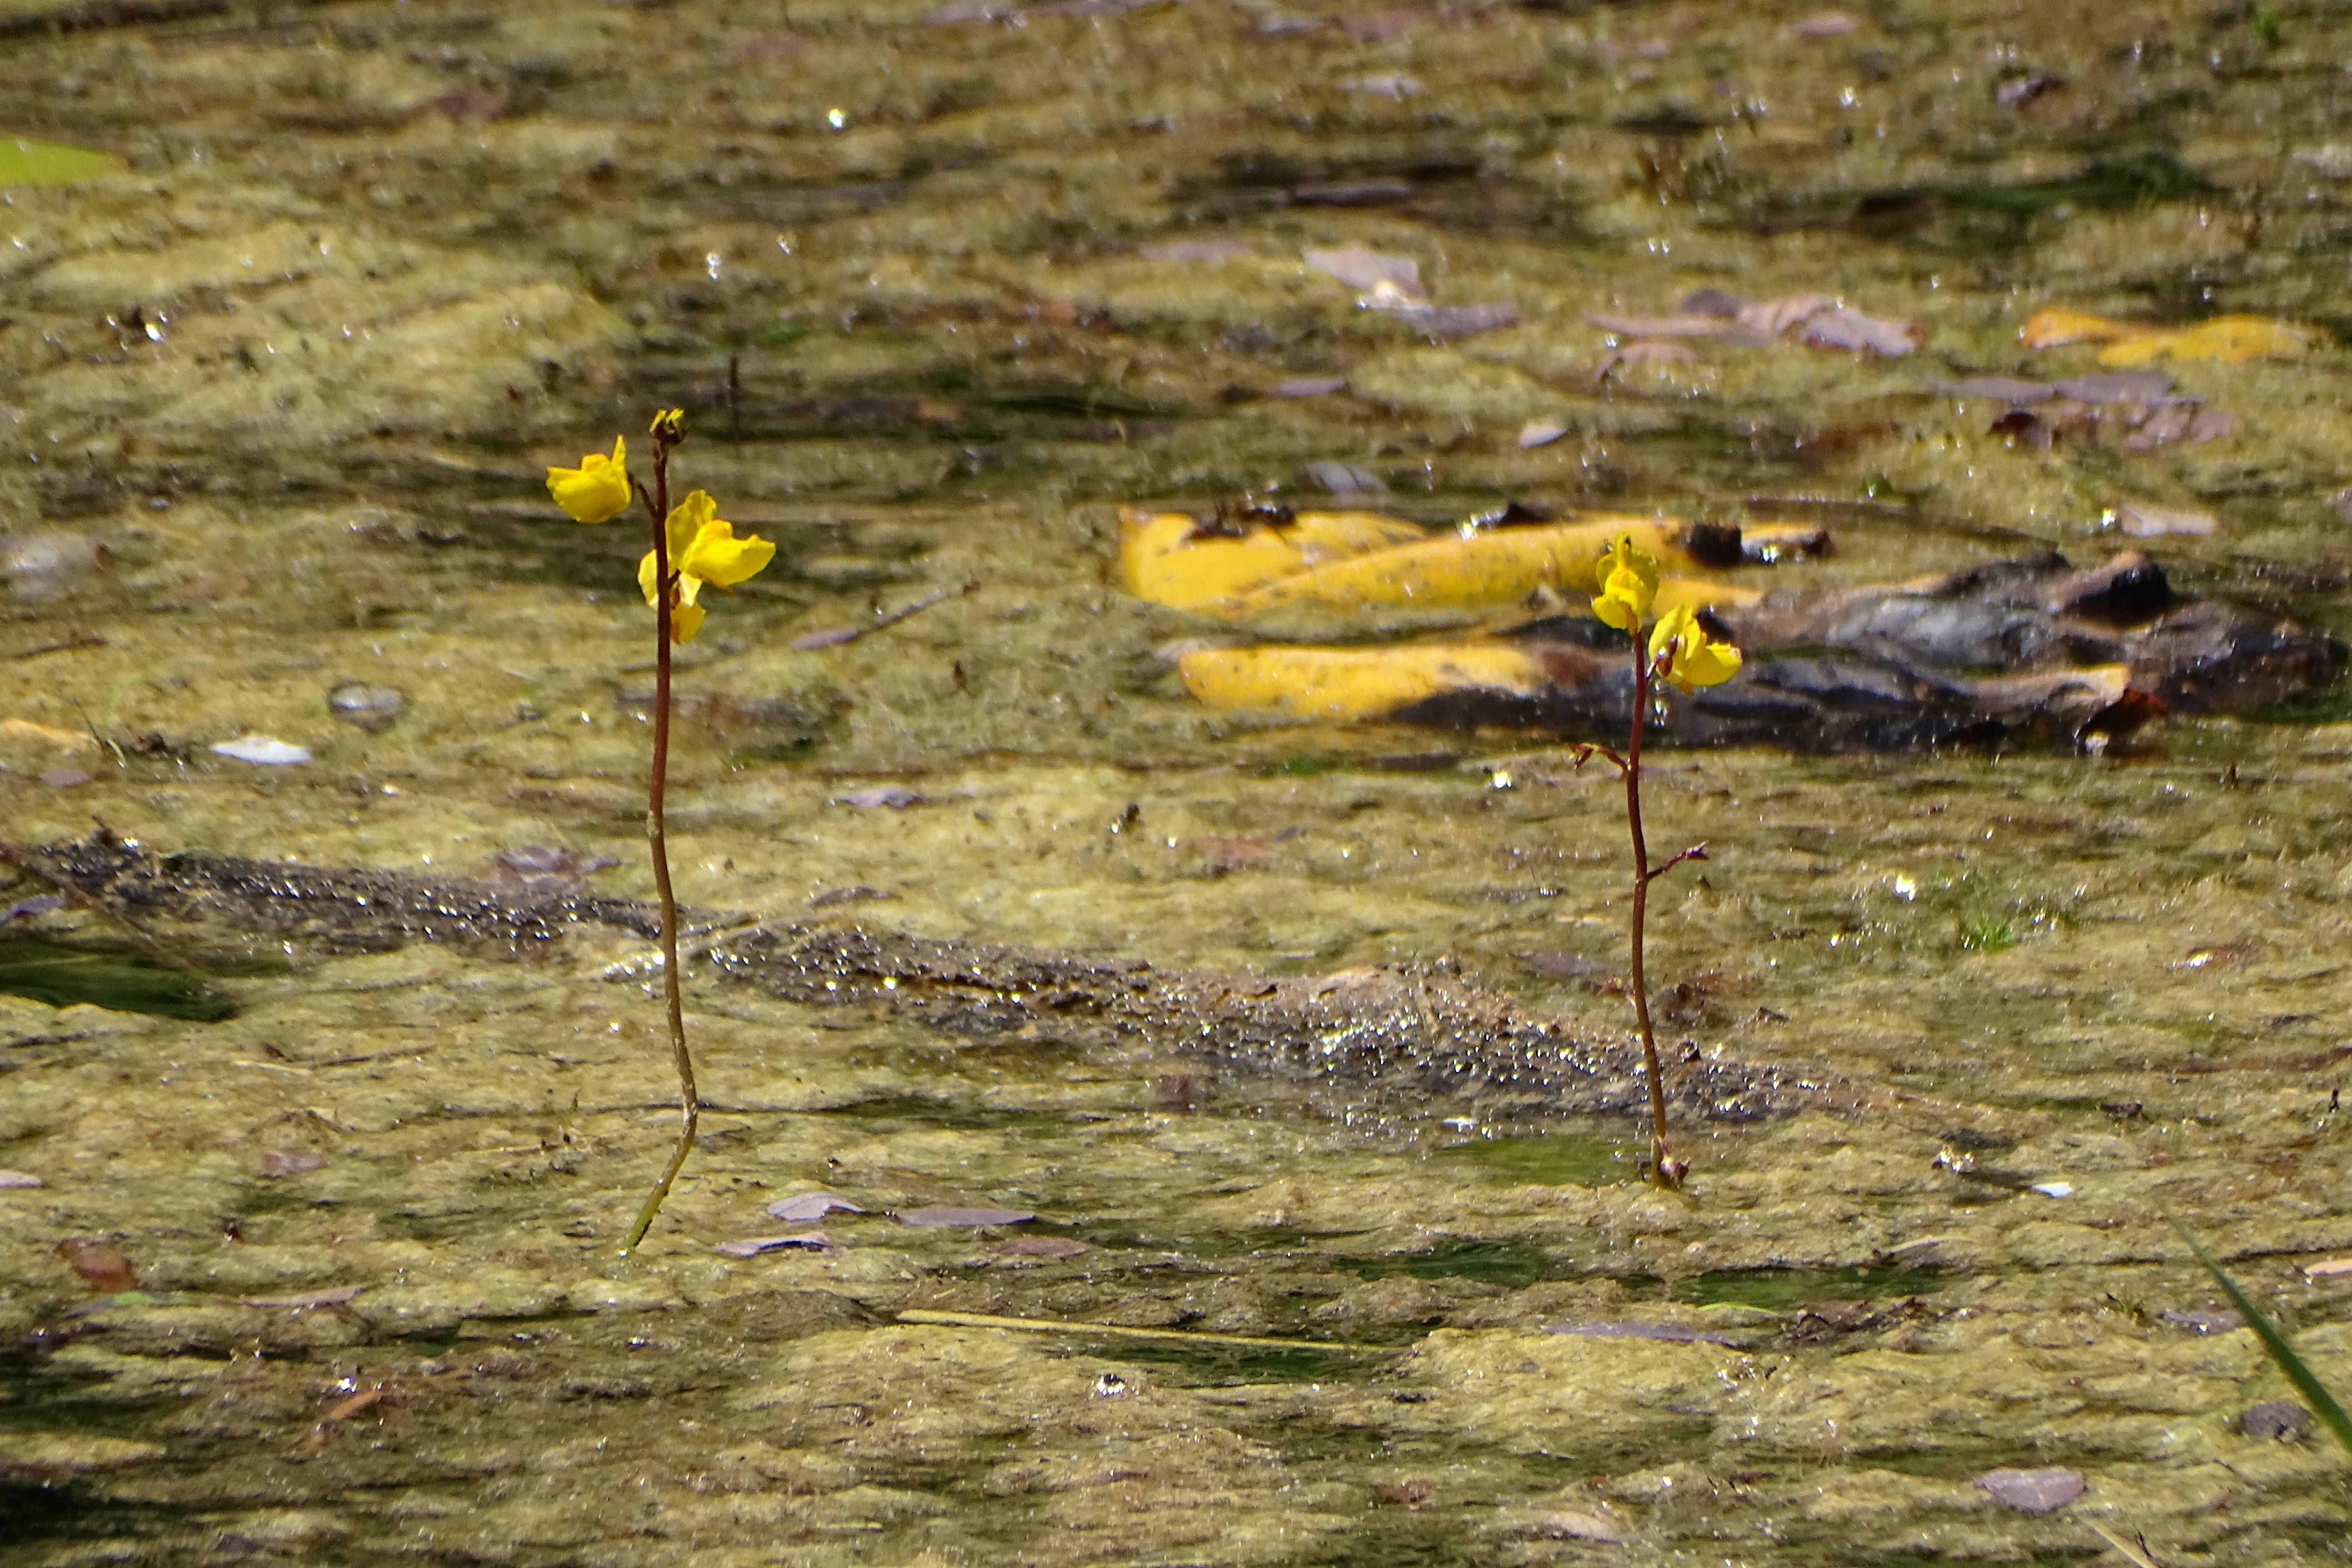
7, 828, 695, 955
703, 924, 1842, 1124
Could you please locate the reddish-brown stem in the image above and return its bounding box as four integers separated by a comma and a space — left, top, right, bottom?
1623, 644, 1682, 1187
621, 427, 697, 1255
1645, 843, 1709, 884
1568, 740, 1631, 777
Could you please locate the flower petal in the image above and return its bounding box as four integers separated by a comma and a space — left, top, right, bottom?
1591, 536, 1660, 630
669, 600, 706, 644
1649, 603, 1741, 691
547, 436, 630, 523
1679, 637, 1742, 689
679, 520, 776, 589
664, 490, 716, 564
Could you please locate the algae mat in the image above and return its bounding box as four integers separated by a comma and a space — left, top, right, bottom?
3, 0, 2352, 1563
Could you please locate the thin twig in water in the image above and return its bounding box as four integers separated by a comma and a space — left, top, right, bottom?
2086, 1520, 2166, 1568
897, 1308, 1387, 1352
790, 582, 975, 650
10, 635, 106, 661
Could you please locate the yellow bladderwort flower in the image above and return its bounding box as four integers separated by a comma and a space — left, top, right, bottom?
546, 436, 631, 524
1648, 602, 1743, 692
1591, 536, 1661, 633
637, 489, 776, 644
650, 407, 686, 439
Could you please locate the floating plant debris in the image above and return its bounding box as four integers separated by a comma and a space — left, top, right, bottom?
56, 1239, 134, 1292
1974, 1467, 2086, 1514
897, 1206, 1036, 1227
714, 1232, 833, 1256
239, 1285, 365, 1309
0, 935, 236, 1021
209, 735, 312, 765
767, 1192, 867, 1222
2022, 308, 2312, 365
0, 134, 122, 187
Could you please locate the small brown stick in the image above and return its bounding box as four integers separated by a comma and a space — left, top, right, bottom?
296, 1382, 391, 1454
9, 635, 106, 662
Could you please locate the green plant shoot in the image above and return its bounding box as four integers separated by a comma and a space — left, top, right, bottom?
2171, 1216, 2352, 1458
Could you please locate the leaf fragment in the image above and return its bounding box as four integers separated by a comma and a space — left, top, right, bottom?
0, 135, 122, 188
2022, 307, 2311, 363
1178, 643, 1551, 722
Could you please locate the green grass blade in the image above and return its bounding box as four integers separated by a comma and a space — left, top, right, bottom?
0, 135, 123, 188
2170, 1215, 2352, 1458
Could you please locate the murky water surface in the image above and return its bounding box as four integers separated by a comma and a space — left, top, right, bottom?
4, 0, 2352, 1562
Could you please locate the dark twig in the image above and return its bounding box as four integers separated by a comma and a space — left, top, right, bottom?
789, 581, 976, 651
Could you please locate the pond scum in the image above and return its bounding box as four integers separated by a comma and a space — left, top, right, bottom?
12, 3, 2352, 1562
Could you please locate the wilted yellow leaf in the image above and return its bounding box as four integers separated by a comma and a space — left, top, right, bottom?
2021, 306, 2312, 365
2020, 308, 2126, 348
1212, 517, 1709, 620
2097, 315, 2313, 366
1178, 642, 1549, 722
1117, 507, 1424, 610
0, 136, 122, 188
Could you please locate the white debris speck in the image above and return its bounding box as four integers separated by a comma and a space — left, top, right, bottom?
210, 735, 312, 765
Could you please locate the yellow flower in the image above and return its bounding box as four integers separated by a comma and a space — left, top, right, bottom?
1648, 602, 1742, 692
1591, 535, 1660, 633
637, 489, 776, 644
546, 436, 632, 524
650, 407, 686, 439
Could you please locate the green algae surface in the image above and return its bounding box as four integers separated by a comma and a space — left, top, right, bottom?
2, 1, 2352, 1564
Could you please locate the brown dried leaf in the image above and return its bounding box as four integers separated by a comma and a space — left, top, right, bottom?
1799, 307, 1921, 356
56, 1239, 133, 1292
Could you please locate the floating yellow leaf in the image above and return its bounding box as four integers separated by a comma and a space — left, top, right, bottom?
0, 136, 123, 188
1117, 507, 1424, 610
2020, 308, 2126, 348
2020, 307, 2312, 365
1213, 518, 1709, 621
2097, 315, 2312, 366
1179, 642, 1549, 722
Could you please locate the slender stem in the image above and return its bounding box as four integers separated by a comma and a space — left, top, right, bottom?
1624, 640, 1679, 1186
622, 433, 698, 1255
